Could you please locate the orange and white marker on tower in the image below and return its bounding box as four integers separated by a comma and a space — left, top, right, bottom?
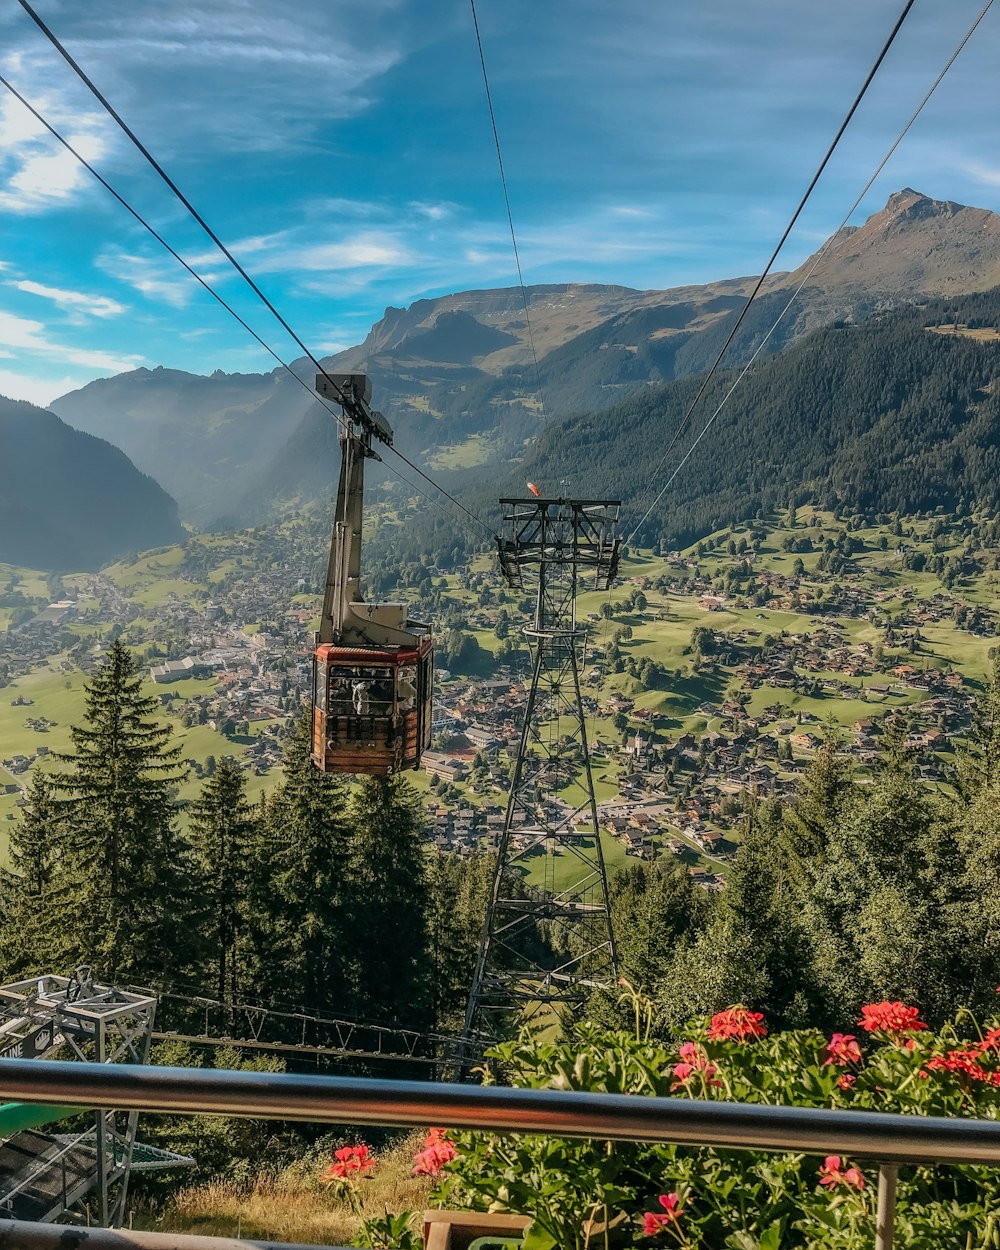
526, 481, 541, 497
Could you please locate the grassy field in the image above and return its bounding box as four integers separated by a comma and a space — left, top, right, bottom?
521, 830, 632, 891
428, 432, 492, 470
134, 1133, 432, 1246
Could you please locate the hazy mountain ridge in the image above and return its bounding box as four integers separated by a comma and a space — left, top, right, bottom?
0, 396, 184, 571
50, 365, 311, 526
47, 188, 1000, 529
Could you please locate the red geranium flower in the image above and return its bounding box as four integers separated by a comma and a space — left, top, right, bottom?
838, 1073, 856, 1091
922, 1047, 1000, 1086
858, 1002, 927, 1036
818, 1156, 865, 1191
707, 1006, 767, 1041
412, 1127, 458, 1176
671, 1042, 722, 1092
642, 1193, 683, 1235
824, 1033, 862, 1066
321, 1143, 376, 1180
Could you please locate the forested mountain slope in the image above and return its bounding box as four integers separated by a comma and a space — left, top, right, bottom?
507, 289, 1000, 547
49, 189, 1000, 528
0, 396, 183, 571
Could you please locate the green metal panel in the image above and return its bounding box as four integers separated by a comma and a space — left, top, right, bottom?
0, 1101, 82, 1137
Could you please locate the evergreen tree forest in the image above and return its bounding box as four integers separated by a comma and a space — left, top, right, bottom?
0, 641, 489, 1042
602, 662, 1000, 1038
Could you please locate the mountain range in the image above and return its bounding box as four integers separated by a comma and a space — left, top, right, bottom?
23, 187, 1000, 542
0, 397, 183, 571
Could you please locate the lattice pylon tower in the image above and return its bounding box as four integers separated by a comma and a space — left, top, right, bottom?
465, 497, 622, 1041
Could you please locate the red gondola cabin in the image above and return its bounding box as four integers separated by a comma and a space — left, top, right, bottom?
309, 372, 435, 776
312, 639, 433, 775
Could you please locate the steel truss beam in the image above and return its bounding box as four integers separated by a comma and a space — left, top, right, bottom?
0, 969, 156, 1227
465, 499, 621, 1042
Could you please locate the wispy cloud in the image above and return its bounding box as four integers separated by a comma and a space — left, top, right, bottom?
94, 249, 203, 308
258, 233, 414, 273
0, 309, 143, 374
0, 71, 112, 214
956, 160, 1000, 189
13, 279, 125, 318
0, 368, 96, 407
1, 2, 407, 159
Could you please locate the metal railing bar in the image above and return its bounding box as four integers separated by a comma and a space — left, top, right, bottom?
875, 1163, 901, 1250
3, 1059, 1000, 1166
0, 1221, 350, 1250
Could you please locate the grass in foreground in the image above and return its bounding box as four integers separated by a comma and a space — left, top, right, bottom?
135, 1134, 433, 1246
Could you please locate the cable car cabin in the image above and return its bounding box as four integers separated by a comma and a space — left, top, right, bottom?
309, 370, 435, 776
312, 639, 433, 775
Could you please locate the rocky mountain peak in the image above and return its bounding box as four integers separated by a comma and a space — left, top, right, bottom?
783, 188, 1000, 296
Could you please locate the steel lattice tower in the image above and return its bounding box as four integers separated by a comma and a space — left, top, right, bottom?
465, 497, 622, 1040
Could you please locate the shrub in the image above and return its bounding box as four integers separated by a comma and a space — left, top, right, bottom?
427, 990, 1000, 1249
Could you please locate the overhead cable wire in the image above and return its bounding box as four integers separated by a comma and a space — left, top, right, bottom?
0, 74, 347, 427
16, 0, 495, 540
0, 71, 482, 541
469, 0, 547, 420
623, 0, 994, 548
622, 0, 918, 540
625, 0, 995, 548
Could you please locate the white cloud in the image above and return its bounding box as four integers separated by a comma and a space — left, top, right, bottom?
0, 77, 112, 214
13, 279, 125, 318
95, 250, 198, 308
611, 205, 657, 220
0, 309, 142, 375
257, 232, 413, 273
0, 369, 90, 407
958, 161, 1000, 189
410, 201, 457, 222
1, 3, 408, 157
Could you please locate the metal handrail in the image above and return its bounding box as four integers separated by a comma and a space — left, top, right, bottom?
2, 1057, 1000, 1167
0, 1127, 93, 1206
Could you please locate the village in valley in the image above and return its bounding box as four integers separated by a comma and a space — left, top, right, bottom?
1, 504, 996, 887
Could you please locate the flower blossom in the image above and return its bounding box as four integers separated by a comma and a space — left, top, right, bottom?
322, 1144, 376, 1180
922, 1047, 1000, 1086
824, 1033, 862, 1066
671, 1042, 722, 1092
838, 1073, 856, 1091
858, 1002, 927, 1037
707, 1006, 767, 1042
412, 1127, 458, 1176
818, 1156, 865, 1191
642, 1193, 683, 1235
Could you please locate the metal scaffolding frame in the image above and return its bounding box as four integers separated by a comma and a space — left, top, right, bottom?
0, 969, 156, 1226
465, 498, 621, 1040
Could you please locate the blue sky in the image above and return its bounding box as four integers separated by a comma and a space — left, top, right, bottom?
1, 0, 999, 405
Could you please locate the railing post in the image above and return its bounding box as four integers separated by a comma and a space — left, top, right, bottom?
874, 1162, 900, 1250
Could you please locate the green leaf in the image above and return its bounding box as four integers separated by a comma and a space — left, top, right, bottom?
521, 1221, 557, 1250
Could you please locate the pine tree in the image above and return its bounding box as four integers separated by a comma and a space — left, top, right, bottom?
0, 770, 65, 976
188, 757, 256, 1004
425, 850, 493, 1032
344, 775, 431, 1028
262, 713, 352, 1015
45, 639, 197, 987
804, 771, 962, 1023
954, 655, 1000, 798
781, 734, 853, 865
